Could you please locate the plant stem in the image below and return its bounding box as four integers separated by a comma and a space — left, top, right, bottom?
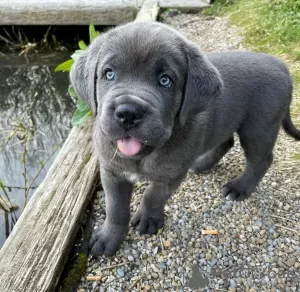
24, 139, 65, 205
23, 136, 28, 207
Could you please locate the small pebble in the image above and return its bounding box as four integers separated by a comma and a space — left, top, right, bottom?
163, 240, 172, 248
117, 267, 125, 277
128, 255, 134, 262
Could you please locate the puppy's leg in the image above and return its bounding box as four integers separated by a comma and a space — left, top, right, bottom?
89, 168, 133, 256
131, 173, 186, 234
189, 137, 234, 173
222, 126, 278, 201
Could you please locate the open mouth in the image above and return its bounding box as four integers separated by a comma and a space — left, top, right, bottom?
116, 137, 144, 157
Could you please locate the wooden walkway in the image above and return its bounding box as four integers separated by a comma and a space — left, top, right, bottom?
0, 0, 210, 25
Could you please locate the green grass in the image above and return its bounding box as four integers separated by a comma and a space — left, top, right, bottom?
205, 0, 300, 59
205, 0, 300, 120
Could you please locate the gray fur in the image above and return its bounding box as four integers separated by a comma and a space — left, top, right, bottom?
70, 22, 300, 256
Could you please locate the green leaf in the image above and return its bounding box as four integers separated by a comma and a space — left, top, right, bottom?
78, 40, 88, 50
68, 86, 78, 98
72, 100, 92, 126
55, 59, 74, 72
77, 99, 91, 111
71, 50, 82, 61
89, 23, 100, 44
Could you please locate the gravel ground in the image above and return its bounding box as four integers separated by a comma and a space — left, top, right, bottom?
78, 13, 300, 292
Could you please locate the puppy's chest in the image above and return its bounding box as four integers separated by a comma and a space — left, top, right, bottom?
119, 156, 165, 183
120, 163, 154, 183
121, 171, 144, 183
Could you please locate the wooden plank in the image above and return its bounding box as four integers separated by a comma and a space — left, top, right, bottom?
0, 0, 137, 25
135, 0, 159, 22
0, 120, 99, 292
159, 0, 210, 10
0, 0, 209, 25
0, 2, 161, 292
130, 0, 210, 9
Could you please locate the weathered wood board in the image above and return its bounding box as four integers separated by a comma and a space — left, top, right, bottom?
0, 0, 137, 25
0, 120, 99, 292
160, 0, 210, 10
0, 0, 209, 25
0, 1, 160, 291
135, 0, 160, 22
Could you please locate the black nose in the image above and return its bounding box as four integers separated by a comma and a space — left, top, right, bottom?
115, 104, 145, 129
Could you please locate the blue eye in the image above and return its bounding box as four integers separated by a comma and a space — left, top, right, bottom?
105, 69, 115, 81
159, 75, 172, 88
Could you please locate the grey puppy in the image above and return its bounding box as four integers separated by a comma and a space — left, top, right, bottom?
70, 22, 300, 256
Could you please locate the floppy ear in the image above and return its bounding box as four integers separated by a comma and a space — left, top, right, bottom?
179, 43, 223, 125
69, 36, 104, 115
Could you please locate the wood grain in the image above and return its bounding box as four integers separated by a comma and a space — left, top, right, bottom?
0, 0, 209, 25
0, 0, 137, 25
0, 120, 99, 292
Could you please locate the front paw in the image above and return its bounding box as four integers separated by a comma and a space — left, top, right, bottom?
222, 181, 252, 201
131, 208, 164, 235
89, 223, 127, 256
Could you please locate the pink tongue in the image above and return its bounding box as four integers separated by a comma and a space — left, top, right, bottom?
117, 138, 143, 156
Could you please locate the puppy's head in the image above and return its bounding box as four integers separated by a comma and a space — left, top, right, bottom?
70, 22, 222, 158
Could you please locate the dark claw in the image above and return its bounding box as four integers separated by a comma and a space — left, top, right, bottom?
89, 224, 127, 256
222, 182, 251, 201
131, 212, 164, 235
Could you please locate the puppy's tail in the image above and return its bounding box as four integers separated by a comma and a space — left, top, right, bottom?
282, 108, 300, 140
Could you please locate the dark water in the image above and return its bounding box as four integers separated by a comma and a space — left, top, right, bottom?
0, 53, 75, 247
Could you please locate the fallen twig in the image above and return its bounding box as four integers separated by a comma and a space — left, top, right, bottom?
86, 261, 129, 281
275, 224, 299, 233
86, 275, 102, 281
126, 277, 141, 291
100, 261, 128, 272
202, 229, 219, 235
159, 235, 164, 251
270, 214, 300, 227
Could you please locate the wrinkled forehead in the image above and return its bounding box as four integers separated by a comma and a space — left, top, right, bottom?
99, 23, 187, 73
